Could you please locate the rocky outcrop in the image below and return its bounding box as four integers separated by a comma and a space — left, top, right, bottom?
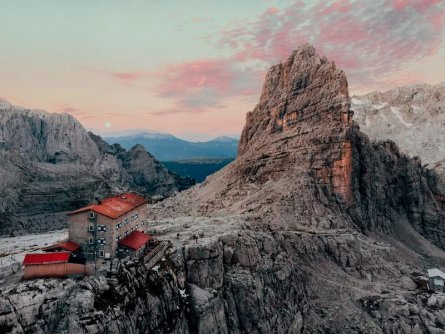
0, 259, 189, 333
352, 83, 445, 176
349, 131, 445, 247
89, 133, 194, 195
145, 44, 445, 332
170, 45, 445, 247
0, 102, 194, 236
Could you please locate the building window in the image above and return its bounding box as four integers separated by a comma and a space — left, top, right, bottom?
87, 249, 94, 255
124, 231, 128, 236
88, 224, 94, 232
98, 225, 106, 232
131, 213, 139, 221
141, 221, 145, 226
88, 237, 94, 244
124, 218, 129, 225
116, 236, 121, 242
99, 250, 104, 257
98, 238, 106, 245
116, 223, 122, 230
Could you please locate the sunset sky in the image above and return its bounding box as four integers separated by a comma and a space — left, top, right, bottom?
0, 0, 444, 141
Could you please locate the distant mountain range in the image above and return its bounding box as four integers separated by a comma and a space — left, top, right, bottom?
104, 132, 239, 161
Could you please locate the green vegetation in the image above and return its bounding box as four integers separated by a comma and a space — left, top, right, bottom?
162, 158, 235, 183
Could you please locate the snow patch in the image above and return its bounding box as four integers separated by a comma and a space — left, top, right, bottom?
0, 229, 68, 278
391, 107, 412, 127
351, 98, 364, 105
179, 289, 188, 298
373, 103, 388, 110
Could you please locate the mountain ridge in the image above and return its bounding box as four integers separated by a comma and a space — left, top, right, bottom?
105, 132, 239, 161
0, 103, 194, 236
352, 81, 445, 177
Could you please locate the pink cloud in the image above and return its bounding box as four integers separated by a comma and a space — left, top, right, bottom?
216, 0, 445, 92
148, 58, 259, 114
111, 71, 149, 82
263, 7, 280, 15
55, 104, 96, 120
55, 104, 80, 114
152, 59, 234, 96
107, 0, 445, 114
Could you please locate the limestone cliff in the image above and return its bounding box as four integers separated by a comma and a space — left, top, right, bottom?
0, 102, 194, 236
352, 83, 445, 177
2, 45, 445, 333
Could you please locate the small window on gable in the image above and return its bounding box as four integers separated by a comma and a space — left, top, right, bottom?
99, 250, 104, 257
88, 237, 94, 244
98, 225, 106, 232
88, 224, 94, 231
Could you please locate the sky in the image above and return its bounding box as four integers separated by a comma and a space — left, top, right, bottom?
0, 0, 444, 141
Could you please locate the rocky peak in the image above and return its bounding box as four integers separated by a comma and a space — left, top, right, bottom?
162, 45, 445, 239
237, 44, 353, 205
239, 43, 351, 156
0, 102, 99, 164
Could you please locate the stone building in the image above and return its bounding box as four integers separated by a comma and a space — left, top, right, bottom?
67, 193, 149, 259
428, 268, 445, 292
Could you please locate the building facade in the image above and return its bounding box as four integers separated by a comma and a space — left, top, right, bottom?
427, 268, 445, 292
68, 193, 149, 259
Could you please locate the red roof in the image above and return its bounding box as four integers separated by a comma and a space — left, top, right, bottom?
45, 240, 81, 252
23, 252, 70, 265
119, 231, 152, 250
67, 193, 147, 219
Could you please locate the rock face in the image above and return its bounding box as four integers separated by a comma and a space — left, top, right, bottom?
0, 102, 194, 236
0, 259, 189, 333
145, 44, 445, 332
178, 45, 445, 243
2, 45, 445, 333
352, 83, 445, 177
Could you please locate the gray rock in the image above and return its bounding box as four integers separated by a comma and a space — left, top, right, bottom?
0, 106, 194, 236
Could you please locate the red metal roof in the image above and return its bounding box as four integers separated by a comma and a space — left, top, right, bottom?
44, 240, 81, 252
119, 231, 152, 250
67, 193, 147, 219
23, 252, 70, 265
